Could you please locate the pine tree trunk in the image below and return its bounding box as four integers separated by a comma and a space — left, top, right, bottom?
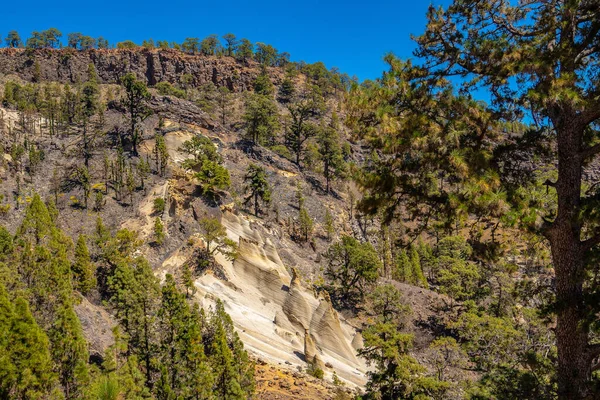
548, 122, 592, 399
83, 123, 89, 167
553, 239, 590, 400
255, 192, 259, 217
324, 159, 330, 194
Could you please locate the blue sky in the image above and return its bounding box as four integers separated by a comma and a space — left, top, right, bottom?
1, 0, 451, 81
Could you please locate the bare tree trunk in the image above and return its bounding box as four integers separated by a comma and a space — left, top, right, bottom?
255, 192, 259, 217
547, 120, 593, 400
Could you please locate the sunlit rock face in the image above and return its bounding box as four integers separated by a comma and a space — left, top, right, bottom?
194, 211, 367, 386
0, 48, 281, 92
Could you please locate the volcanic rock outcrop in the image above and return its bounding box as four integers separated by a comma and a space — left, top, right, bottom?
0, 48, 283, 92
192, 211, 367, 386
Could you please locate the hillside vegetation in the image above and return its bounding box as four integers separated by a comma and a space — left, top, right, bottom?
1, 2, 600, 399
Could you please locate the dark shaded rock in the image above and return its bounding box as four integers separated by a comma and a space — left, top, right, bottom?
148, 95, 216, 129
236, 140, 299, 174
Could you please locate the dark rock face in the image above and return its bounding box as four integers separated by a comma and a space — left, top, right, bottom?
236, 140, 300, 174
0, 48, 283, 92
148, 95, 217, 129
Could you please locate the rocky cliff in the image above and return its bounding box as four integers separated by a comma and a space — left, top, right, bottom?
0, 48, 283, 91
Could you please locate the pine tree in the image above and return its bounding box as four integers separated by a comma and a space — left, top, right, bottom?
210, 318, 244, 400
242, 94, 280, 146
286, 99, 318, 168
0, 283, 16, 398
8, 298, 56, 398
107, 256, 160, 388
136, 158, 150, 192
277, 75, 295, 103
217, 86, 232, 127
394, 249, 412, 284
198, 217, 237, 260
409, 246, 428, 289
72, 235, 96, 295
298, 207, 314, 243
45, 198, 59, 226
347, 3, 600, 395
49, 300, 90, 399
17, 193, 53, 244
182, 38, 200, 54
195, 160, 231, 196
182, 265, 196, 299
91, 375, 120, 400
74, 166, 91, 209
153, 218, 165, 245
324, 236, 381, 303
317, 113, 346, 194
157, 275, 188, 392
117, 355, 150, 399
80, 64, 99, 167
253, 67, 274, 96
324, 209, 334, 242
154, 133, 169, 176
180, 135, 222, 171
243, 164, 271, 216
235, 39, 253, 63
5, 31, 22, 48
184, 311, 214, 399
120, 73, 151, 156
178, 136, 229, 195
209, 301, 254, 398
126, 166, 136, 206
222, 33, 238, 57
361, 285, 447, 399
155, 366, 176, 400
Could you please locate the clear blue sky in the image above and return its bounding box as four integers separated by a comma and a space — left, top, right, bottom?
1, 0, 451, 81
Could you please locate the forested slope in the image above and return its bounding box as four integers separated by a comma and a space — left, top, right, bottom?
1, 5, 600, 398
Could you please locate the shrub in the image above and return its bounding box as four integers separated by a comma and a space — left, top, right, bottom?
116, 40, 137, 49
269, 144, 293, 160
307, 363, 324, 379
153, 197, 166, 214
155, 81, 186, 99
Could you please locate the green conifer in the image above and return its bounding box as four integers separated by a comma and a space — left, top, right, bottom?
0, 283, 16, 398
154, 218, 165, 245
49, 301, 90, 399
72, 235, 96, 295
394, 249, 412, 283
210, 321, 244, 400
8, 298, 56, 398
157, 275, 188, 392
409, 246, 428, 289
17, 193, 53, 244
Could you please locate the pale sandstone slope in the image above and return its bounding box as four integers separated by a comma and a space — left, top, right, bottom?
193, 212, 367, 387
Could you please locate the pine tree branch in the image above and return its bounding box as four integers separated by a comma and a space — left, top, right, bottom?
589, 343, 600, 371
581, 106, 600, 128
581, 143, 600, 160
581, 233, 600, 251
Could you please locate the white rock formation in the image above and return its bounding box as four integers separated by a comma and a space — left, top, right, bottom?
193, 211, 367, 386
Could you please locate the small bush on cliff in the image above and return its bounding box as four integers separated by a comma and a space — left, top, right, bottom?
117, 40, 137, 49
153, 197, 165, 215
155, 81, 186, 99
